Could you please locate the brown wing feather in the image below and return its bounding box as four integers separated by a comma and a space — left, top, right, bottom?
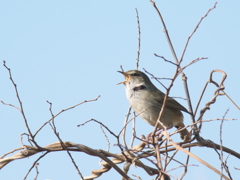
153, 90, 189, 113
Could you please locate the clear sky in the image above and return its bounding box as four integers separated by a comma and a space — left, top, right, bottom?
1, 0, 240, 180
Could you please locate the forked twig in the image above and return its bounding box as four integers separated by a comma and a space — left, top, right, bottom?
34, 95, 100, 137
23, 152, 48, 180
143, 68, 167, 90
179, 2, 217, 63
149, 0, 178, 63
2, 61, 37, 146
46, 100, 84, 179
78, 118, 118, 138
180, 57, 208, 72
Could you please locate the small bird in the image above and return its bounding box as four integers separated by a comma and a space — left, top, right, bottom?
118, 70, 191, 141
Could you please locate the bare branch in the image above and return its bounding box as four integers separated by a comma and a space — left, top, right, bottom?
122, 107, 132, 149
34, 95, 100, 137
23, 152, 48, 180
149, 0, 178, 63
181, 57, 208, 72
135, 8, 141, 70
3, 61, 36, 146
154, 53, 177, 66
78, 118, 118, 138
220, 109, 229, 178
100, 125, 111, 152
0, 100, 20, 110
179, 2, 218, 63
143, 68, 167, 90
46, 100, 84, 179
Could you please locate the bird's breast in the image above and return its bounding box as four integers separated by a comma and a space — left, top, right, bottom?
126, 90, 158, 126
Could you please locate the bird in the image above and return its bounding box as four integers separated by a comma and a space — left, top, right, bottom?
118, 69, 191, 141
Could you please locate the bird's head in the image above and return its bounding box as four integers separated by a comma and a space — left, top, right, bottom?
117, 70, 153, 89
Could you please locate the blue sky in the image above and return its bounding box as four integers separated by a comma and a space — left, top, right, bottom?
1, 0, 240, 179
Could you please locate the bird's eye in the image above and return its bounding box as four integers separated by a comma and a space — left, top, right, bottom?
131, 73, 139, 76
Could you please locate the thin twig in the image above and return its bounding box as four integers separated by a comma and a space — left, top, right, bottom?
220, 109, 229, 179
181, 57, 208, 72
23, 152, 48, 180
0, 100, 20, 110
122, 107, 132, 149
179, 147, 191, 180
100, 125, 111, 152
78, 118, 118, 138
149, 0, 178, 63
3, 61, 37, 146
135, 8, 141, 70
34, 163, 39, 180
223, 155, 233, 180
154, 53, 177, 66
130, 111, 136, 148
179, 2, 218, 64
167, 163, 198, 173
46, 100, 84, 179
34, 95, 100, 137
78, 118, 130, 161
143, 68, 167, 90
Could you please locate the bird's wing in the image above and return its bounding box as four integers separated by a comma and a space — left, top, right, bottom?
166, 97, 189, 113
153, 90, 189, 113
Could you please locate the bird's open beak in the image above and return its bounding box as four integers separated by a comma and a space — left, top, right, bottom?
117, 71, 129, 85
